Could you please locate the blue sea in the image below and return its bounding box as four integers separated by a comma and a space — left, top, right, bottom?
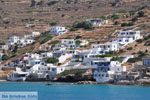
0, 82, 150, 100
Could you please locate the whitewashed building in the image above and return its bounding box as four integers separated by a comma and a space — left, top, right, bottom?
50, 26, 68, 36
91, 42, 118, 53
0, 45, 9, 50
80, 40, 89, 46
24, 32, 41, 39
143, 58, 150, 67
0, 53, 3, 63
86, 19, 108, 27
28, 64, 65, 80
52, 50, 74, 63
58, 39, 76, 49
18, 39, 34, 47
93, 58, 126, 82
7, 36, 20, 45
116, 30, 142, 45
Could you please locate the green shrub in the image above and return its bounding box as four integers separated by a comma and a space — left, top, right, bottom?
128, 22, 134, 26
48, 40, 59, 45
121, 22, 134, 27
138, 11, 144, 17
75, 36, 82, 39
111, 14, 120, 20
120, 10, 127, 13
132, 17, 138, 22
2, 54, 9, 60
121, 23, 128, 27
75, 40, 81, 46
97, 54, 113, 58
0, 41, 5, 45
101, 16, 107, 20
30, 0, 36, 7
36, 50, 45, 54
45, 57, 59, 64
75, 59, 80, 62
40, 36, 52, 44
127, 57, 142, 63
47, 1, 58, 6
111, 56, 123, 62
129, 10, 136, 16
127, 47, 133, 50
71, 21, 93, 31
50, 22, 57, 26
136, 39, 143, 43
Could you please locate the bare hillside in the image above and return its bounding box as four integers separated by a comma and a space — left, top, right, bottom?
0, 0, 150, 41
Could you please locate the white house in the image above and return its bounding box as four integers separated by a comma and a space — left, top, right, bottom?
32, 32, 41, 37
41, 52, 53, 59
24, 32, 41, 39
7, 36, 20, 45
72, 49, 103, 63
18, 39, 35, 47
80, 40, 89, 46
116, 30, 142, 45
86, 19, 108, 27
91, 42, 118, 53
143, 58, 150, 67
93, 58, 126, 82
7, 67, 29, 81
0, 53, 3, 63
0, 45, 9, 50
59, 39, 76, 49
28, 64, 65, 80
50, 26, 68, 36
25, 39, 34, 45
52, 50, 73, 63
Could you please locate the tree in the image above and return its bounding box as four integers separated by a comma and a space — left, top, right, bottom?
45, 58, 59, 64
138, 11, 144, 17
75, 40, 81, 46
121, 23, 127, 27
2, 54, 9, 60
71, 21, 93, 31
30, 0, 36, 7
13, 45, 18, 53
132, 17, 138, 22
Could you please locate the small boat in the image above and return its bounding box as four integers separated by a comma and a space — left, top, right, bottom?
46, 83, 52, 86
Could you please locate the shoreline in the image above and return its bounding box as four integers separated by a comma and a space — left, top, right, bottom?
1, 80, 150, 86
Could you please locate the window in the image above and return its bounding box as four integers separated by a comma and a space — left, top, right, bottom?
95, 74, 97, 77
52, 68, 56, 71
99, 74, 101, 77
91, 62, 93, 65
106, 74, 109, 77
119, 40, 122, 42
125, 40, 128, 42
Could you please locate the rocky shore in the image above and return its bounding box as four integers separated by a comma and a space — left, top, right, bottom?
73, 80, 150, 86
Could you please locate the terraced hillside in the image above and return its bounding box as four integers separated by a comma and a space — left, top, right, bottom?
0, 0, 150, 41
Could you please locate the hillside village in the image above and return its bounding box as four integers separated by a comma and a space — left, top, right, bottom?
0, 1, 150, 85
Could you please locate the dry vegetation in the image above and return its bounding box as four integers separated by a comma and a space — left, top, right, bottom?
0, 0, 150, 41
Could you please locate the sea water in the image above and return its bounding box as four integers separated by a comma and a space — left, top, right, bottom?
0, 82, 149, 100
